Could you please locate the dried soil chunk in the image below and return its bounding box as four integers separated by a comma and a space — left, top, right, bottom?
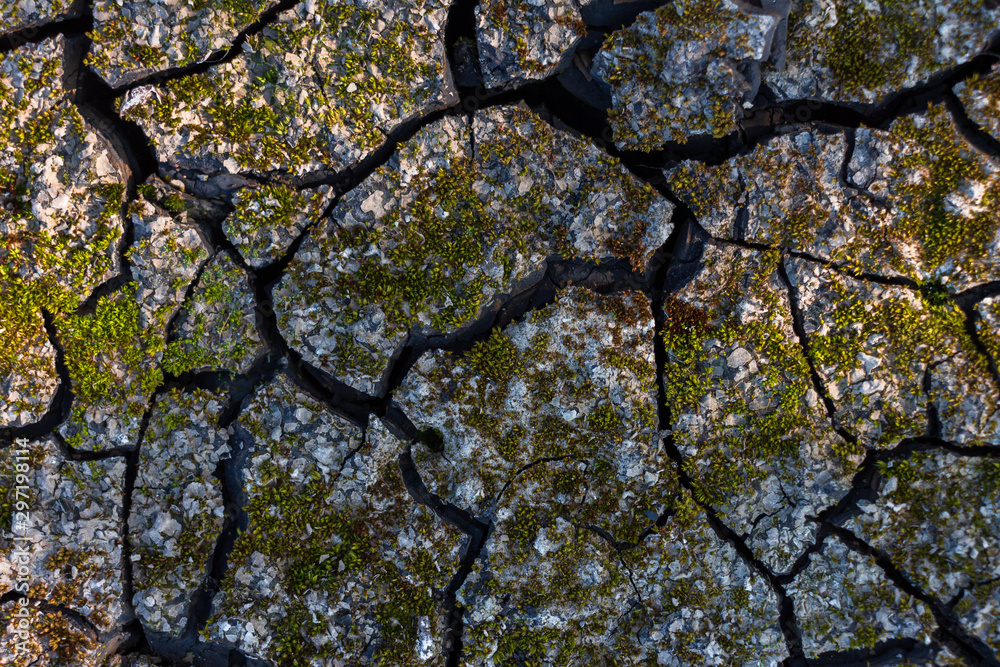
207, 375, 461, 665
662, 245, 853, 571
130, 389, 231, 633
123, 0, 454, 175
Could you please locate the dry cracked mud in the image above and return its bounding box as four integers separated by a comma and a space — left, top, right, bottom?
2, 0, 1000, 666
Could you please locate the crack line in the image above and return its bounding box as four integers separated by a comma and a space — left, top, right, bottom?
816, 520, 1000, 667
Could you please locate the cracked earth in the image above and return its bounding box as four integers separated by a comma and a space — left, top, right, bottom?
1, 0, 1000, 665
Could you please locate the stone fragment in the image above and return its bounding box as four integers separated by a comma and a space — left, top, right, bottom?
668, 107, 1000, 285
593, 0, 783, 148
956, 64, 1000, 143
847, 450, 1000, 654
789, 257, 1000, 448
89, 0, 271, 88
0, 309, 58, 428
224, 183, 333, 269
0, 0, 78, 33
394, 288, 749, 661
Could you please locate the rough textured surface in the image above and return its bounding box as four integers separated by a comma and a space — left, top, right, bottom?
395, 288, 786, 664
847, 451, 1000, 652
225, 183, 333, 269
130, 389, 230, 633
275, 107, 672, 394
789, 536, 936, 655
0, 0, 77, 33
0, 438, 125, 666
205, 376, 461, 665
54, 283, 168, 452
593, 0, 782, 148
769, 0, 998, 103
120, 0, 454, 175
162, 252, 264, 376
617, 478, 788, 666
89, 0, 271, 88
476, 0, 584, 88
4, 1, 1000, 666
0, 309, 58, 428
667, 105, 1000, 285
662, 245, 853, 572
1, 39, 127, 427
788, 258, 1000, 448
0, 38, 125, 296
956, 64, 1000, 141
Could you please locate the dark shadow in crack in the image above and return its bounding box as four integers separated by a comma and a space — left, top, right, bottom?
143, 629, 275, 667
808, 637, 940, 667
64, 31, 157, 190
375, 256, 645, 407
182, 422, 252, 640
397, 445, 491, 665
945, 90, 1000, 161
443, 0, 481, 91
0, 15, 89, 54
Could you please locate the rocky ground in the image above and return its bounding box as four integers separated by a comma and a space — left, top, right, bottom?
1, 0, 1000, 666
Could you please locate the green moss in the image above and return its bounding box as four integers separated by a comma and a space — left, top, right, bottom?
886, 105, 1000, 276
661, 295, 715, 412
662, 249, 858, 516
957, 68, 1000, 140
805, 268, 988, 445
161, 255, 258, 375
225, 183, 326, 261
586, 403, 624, 438
89, 0, 271, 77
56, 283, 163, 405
131, 2, 445, 171
823, 2, 932, 95
786, 0, 996, 101
218, 455, 452, 665
161, 193, 186, 213
856, 452, 1000, 606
